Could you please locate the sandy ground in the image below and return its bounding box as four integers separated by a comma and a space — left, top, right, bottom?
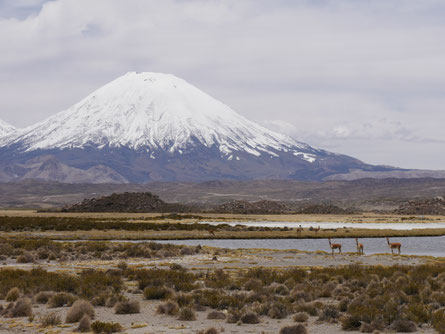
0, 297, 437, 334
0, 247, 441, 333
0, 248, 433, 274
1, 209, 444, 224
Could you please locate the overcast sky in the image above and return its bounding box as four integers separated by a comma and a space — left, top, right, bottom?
1, 0, 445, 170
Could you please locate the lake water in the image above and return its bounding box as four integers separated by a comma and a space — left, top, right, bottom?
91, 236, 444, 257
200, 221, 445, 230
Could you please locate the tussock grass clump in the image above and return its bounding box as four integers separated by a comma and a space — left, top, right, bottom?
197, 328, 218, 334
40, 312, 61, 327
66, 300, 95, 323
48, 292, 77, 308
34, 291, 53, 304
295, 301, 320, 316
226, 309, 241, 323
157, 301, 179, 315
279, 324, 308, 334
390, 319, 416, 333
16, 252, 34, 263
293, 312, 309, 322
114, 300, 140, 314
178, 307, 196, 321
240, 311, 260, 324
91, 320, 122, 333
318, 304, 339, 323
341, 314, 362, 330
0, 267, 122, 302
433, 309, 445, 333
143, 286, 171, 300
10, 297, 32, 317
359, 322, 375, 333
268, 301, 289, 319
6, 287, 20, 302
207, 310, 226, 320
78, 314, 91, 332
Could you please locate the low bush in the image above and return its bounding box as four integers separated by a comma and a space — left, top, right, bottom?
226, 309, 241, 323
91, 321, 122, 333
78, 314, 91, 332
34, 291, 53, 304
341, 314, 362, 330
391, 319, 416, 333
143, 286, 171, 300
10, 297, 32, 317
40, 312, 61, 327
65, 300, 95, 323
114, 300, 140, 314
207, 310, 226, 320
318, 305, 339, 323
293, 312, 309, 322
5, 287, 20, 302
48, 292, 77, 308
178, 307, 196, 321
16, 252, 34, 263
279, 324, 308, 334
240, 311, 260, 324
359, 322, 375, 333
156, 301, 179, 315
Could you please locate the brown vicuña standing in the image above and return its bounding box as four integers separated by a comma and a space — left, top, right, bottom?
386, 237, 401, 254
355, 238, 364, 254
208, 229, 216, 237
328, 238, 342, 255
296, 225, 303, 235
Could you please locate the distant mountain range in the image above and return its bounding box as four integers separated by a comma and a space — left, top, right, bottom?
0, 72, 443, 183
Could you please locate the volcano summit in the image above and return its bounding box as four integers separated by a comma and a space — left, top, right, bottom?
0, 72, 400, 183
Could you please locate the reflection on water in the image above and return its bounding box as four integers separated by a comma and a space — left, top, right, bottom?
201, 221, 445, 230
146, 236, 445, 257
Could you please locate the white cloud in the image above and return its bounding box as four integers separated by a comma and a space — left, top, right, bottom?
1, 0, 445, 169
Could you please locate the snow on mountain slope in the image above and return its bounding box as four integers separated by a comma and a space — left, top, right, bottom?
0, 119, 15, 137
2, 72, 319, 162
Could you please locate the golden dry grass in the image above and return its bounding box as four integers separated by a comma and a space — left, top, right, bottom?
1, 209, 444, 223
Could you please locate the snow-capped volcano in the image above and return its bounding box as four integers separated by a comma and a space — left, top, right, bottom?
0, 72, 395, 183
4, 72, 316, 162
0, 119, 15, 137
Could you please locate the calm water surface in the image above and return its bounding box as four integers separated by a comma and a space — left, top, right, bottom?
98, 236, 445, 257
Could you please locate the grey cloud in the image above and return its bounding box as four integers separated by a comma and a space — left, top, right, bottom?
1, 0, 445, 169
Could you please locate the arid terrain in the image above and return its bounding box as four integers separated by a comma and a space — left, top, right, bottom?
0, 211, 445, 333
3, 178, 445, 211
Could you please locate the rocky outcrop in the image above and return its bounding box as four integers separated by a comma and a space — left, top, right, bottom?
395, 197, 445, 215
64, 192, 193, 213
